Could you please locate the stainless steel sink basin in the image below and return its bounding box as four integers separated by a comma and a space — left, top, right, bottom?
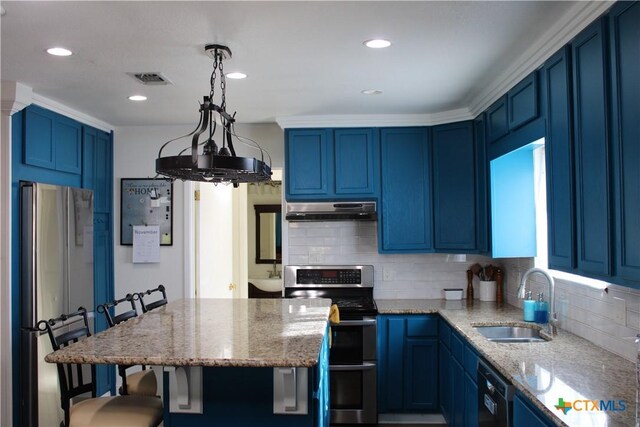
473, 325, 549, 343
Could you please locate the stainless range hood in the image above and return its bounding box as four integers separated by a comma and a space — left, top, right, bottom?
285, 201, 377, 222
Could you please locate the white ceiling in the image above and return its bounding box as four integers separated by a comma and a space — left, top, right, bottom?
1, 1, 587, 127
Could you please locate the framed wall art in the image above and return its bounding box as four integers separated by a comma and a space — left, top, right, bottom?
120, 178, 173, 246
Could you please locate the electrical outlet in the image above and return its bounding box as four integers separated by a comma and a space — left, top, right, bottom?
612, 297, 626, 326
309, 254, 323, 264
383, 268, 394, 281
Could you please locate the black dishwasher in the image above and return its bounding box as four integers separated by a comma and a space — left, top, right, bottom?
478, 359, 515, 427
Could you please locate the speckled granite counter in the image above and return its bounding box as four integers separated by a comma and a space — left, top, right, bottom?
45, 298, 331, 368
377, 299, 637, 427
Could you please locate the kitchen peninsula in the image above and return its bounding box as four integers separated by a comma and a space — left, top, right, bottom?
45, 298, 331, 427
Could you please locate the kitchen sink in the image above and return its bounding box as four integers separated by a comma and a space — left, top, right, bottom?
473, 325, 550, 343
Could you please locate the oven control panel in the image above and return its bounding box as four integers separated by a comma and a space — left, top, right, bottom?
297, 269, 361, 284
284, 265, 374, 288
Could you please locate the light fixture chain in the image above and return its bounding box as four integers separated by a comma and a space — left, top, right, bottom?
210, 51, 218, 101
220, 53, 226, 111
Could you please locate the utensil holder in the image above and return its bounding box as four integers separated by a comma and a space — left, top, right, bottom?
479, 281, 497, 301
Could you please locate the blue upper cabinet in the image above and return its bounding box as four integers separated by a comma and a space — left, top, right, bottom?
610, 1, 640, 284
24, 105, 82, 174
82, 127, 113, 214
24, 106, 55, 169
286, 129, 331, 198
542, 47, 575, 272
572, 17, 611, 277
473, 115, 490, 254
334, 128, 378, 196
486, 95, 509, 143
285, 128, 379, 200
486, 71, 541, 152
379, 127, 432, 252
508, 72, 539, 130
432, 121, 477, 251
94, 130, 113, 214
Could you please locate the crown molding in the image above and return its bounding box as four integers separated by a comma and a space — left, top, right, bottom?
467, 0, 614, 116
276, 108, 474, 129
1, 81, 32, 115
278, 1, 613, 129
32, 93, 113, 132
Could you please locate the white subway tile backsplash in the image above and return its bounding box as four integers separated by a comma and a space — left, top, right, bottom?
287, 221, 640, 362
500, 257, 640, 362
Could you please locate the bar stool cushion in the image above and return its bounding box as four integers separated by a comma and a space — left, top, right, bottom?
69, 395, 162, 427
126, 369, 158, 396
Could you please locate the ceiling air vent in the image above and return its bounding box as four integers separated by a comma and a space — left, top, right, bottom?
128, 72, 172, 85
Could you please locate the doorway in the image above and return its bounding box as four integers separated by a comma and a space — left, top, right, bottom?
193, 182, 248, 298
191, 169, 282, 299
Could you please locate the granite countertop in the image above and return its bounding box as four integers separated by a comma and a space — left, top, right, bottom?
377, 299, 637, 427
45, 298, 331, 368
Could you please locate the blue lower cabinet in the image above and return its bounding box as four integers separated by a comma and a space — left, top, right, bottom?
464, 373, 478, 427
438, 343, 452, 422
513, 392, 554, 427
405, 338, 438, 411
378, 315, 439, 413
451, 357, 465, 427
439, 320, 481, 426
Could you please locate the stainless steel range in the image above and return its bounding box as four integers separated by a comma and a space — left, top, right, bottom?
284, 265, 377, 425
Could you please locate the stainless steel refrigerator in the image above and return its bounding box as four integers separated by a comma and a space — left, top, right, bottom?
20, 182, 94, 427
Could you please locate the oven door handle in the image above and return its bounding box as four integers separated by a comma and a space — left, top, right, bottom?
330, 363, 376, 371
331, 319, 377, 327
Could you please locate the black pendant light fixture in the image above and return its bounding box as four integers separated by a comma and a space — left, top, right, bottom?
155, 44, 272, 185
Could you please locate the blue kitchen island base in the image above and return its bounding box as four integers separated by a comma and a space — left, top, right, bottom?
163, 335, 329, 427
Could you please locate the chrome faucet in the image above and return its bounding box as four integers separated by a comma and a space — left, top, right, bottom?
517, 268, 557, 336
268, 261, 281, 279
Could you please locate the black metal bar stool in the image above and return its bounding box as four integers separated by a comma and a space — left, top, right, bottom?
38, 307, 162, 427
96, 294, 157, 397
137, 285, 168, 313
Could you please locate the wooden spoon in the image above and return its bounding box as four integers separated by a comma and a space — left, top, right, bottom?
485, 265, 495, 281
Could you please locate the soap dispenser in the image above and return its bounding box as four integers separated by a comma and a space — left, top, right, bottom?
535, 292, 549, 324
523, 291, 535, 322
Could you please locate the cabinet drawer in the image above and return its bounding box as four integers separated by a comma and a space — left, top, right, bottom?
450, 330, 464, 362
406, 316, 438, 338
438, 319, 451, 348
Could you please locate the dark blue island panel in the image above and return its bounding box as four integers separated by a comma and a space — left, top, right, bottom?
164, 333, 329, 427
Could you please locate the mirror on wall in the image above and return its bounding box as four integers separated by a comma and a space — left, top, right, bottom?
255, 204, 282, 264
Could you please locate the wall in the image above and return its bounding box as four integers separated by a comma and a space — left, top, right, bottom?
501, 258, 640, 362
286, 221, 494, 299
113, 123, 284, 300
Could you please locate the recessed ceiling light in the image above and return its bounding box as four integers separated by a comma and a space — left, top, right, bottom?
361, 89, 383, 95
225, 72, 247, 79
128, 95, 147, 101
364, 39, 391, 49
46, 47, 73, 57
